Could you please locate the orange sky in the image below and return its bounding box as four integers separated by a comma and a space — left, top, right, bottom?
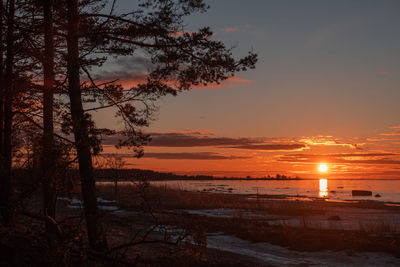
98, 126, 400, 178
92, 0, 400, 179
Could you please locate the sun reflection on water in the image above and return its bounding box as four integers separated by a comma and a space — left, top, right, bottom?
319, 178, 328, 197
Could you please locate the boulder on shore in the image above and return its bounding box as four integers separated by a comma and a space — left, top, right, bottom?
352, 190, 372, 196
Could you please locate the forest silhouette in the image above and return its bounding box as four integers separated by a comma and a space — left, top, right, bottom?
0, 0, 256, 265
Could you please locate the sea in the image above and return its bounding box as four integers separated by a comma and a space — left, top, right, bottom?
148, 179, 400, 203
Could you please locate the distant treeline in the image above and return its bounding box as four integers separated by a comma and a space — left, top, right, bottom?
93, 169, 301, 181
12, 168, 301, 182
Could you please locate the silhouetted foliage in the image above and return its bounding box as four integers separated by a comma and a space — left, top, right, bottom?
0, 0, 257, 262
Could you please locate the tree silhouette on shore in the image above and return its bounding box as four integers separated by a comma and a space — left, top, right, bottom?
0, 0, 257, 258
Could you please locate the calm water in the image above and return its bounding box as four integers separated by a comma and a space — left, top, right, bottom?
149, 179, 400, 203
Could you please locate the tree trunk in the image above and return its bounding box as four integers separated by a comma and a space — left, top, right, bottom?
114, 174, 118, 200
42, 0, 57, 237
0, 0, 15, 225
66, 0, 107, 251
0, 0, 4, 155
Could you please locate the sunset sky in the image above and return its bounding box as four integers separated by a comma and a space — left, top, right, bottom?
95, 0, 400, 178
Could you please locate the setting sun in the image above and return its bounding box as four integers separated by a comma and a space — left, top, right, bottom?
318, 163, 328, 173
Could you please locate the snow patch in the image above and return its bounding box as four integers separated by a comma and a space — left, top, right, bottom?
97, 197, 117, 204
59, 196, 124, 214
207, 234, 400, 267
99, 205, 119, 212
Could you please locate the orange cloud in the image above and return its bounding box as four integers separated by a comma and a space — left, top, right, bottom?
193, 76, 251, 90
99, 126, 400, 179
169, 30, 194, 37
114, 74, 148, 88
278, 153, 400, 165
222, 27, 240, 33
92, 73, 250, 91
379, 132, 400, 136
379, 126, 400, 136
117, 76, 250, 90
299, 136, 363, 149
367, 137, 400, 142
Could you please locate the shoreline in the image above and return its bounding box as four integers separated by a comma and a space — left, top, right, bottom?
97, 179, 400, 205
96, 177, 400, 181
93, 183, 400, 261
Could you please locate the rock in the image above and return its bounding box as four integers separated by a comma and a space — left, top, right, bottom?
330, 190, 337, 193
375, 194, 382, 198
352, 190, 372, 196
337, 186, 344, 189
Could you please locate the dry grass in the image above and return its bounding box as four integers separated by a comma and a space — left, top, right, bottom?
96, 183, 325, 217
92, 182, 400, 258
359, 221, 400, 235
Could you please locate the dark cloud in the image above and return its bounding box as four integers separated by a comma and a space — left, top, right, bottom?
144, 152, 249, 160
114, 56, 153, 72
148, 132, 262, 147
222, 144, 306, 151
101, 135, 123, 146
92, 55, 152, 84
102, 132, 306, 151
94, 72, 147, 84
100, 152, 249, 160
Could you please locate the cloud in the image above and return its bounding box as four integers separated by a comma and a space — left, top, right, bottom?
166, 129, 215, 135
277, 152, 400, 165
108, 55, 152, 73
222, 27, 240, 33
90, 55, 152, 88
367, 137, 400, 142
299, 136, 363, 149
379, 131, 400, 136
100, 152, 248, 160
147, 132, 302, 150
92, 57, 248, 91
169, 30, 194, 37
148, 132, 261, 147
378, 126, 400, 136
94, 72, 148, 88
222, 144, 307, 151
101, 131, 307, 153
329, 153, 396, 157
143, 152, 249, 160
90, 53, 251, 91
192, 76, 251, 90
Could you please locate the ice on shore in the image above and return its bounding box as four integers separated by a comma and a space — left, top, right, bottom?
58, 196, 123, 213
96, 197, 117, 204
207, 234, 400, 267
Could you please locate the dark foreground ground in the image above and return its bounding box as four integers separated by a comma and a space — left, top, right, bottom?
2, 181, 400, 266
